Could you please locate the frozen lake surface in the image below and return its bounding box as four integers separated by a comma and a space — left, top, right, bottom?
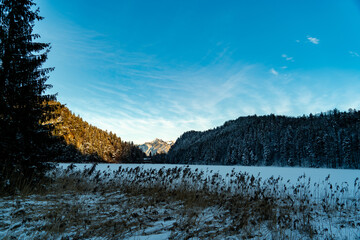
58, 163, 360, 192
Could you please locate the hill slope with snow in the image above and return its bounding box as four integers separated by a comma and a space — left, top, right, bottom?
138, 139, 174, 156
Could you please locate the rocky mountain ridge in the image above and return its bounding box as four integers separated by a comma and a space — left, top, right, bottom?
138, 138, 174, 156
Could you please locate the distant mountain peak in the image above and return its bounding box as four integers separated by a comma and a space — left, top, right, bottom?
138, 139, 175, 156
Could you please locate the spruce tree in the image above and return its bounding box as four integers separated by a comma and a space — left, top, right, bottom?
0, 0, 56, 194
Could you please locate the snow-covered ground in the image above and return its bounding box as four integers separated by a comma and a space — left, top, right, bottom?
1, 163, 359, 239
59, 163, 360, 192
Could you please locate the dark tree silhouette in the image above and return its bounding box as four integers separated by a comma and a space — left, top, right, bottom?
163, 110, 360, 169
0, 0, 56, 193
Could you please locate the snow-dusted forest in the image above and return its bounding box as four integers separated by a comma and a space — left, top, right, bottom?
164, 110, 360, 169
2, 1, 360, 239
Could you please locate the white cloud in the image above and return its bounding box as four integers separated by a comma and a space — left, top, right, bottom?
307, 36, 319, 44
66, 66, 360, 144
349, 51, 360, 57
38, 12, 360, 144
281, 54, 294, 62
270, 68, 279, 76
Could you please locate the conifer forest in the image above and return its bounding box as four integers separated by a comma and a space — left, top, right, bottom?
1, 1, 360, 239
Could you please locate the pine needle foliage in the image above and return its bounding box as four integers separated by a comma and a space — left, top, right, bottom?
0, 0, 56, 194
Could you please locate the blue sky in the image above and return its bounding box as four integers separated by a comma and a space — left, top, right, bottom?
35, 0, 360, 143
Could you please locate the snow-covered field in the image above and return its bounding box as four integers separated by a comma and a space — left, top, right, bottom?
59, 163, 360, 192
1, 163, 359, 239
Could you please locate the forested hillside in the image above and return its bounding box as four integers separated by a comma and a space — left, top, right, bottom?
45, 102, 144, 163
165, 109, 360, 169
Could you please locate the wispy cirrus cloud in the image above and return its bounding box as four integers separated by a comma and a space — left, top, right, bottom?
39, 19, 360, 144
281, 54, 294, 62
349, 51, 360, 57
307, 36, 320, 44
62, 56, 360, 144
270, 68, 279, 76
